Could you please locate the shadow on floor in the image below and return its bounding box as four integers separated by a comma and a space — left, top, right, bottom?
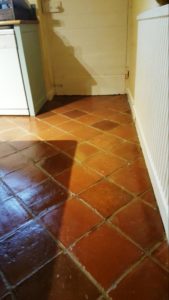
0, 139, 99, 300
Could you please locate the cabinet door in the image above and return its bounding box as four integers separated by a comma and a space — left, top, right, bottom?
14, 25, 46, 116
0, 30, 28, 115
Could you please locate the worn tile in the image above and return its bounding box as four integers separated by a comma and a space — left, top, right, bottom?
0, 220, 58, 285
0, 182, 13, 202
20, 142, 58, 162
109, 158, 151, 195
92, 120, 118, 131
109, 258, 169, 300
80, 179, 132, 218
0, 142, 16, 159
39, 153, 73, 177
112, 200, 165, 249
62, 109, 86, 119
14, 254, 101, 300
153, 241, 169, 271
3, 165, 47, 193
18, 179, 68, 215
41, 197, 102, 247
84, 152, 125, 176
72, 224, 143, 289
64, 142, 99, 162
0, 198, 30, 237
55, 163, 101, 194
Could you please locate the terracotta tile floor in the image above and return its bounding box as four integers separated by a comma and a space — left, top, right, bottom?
0, 95, 168, 300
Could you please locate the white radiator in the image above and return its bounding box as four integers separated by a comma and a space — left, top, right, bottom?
134, 5, 169, 239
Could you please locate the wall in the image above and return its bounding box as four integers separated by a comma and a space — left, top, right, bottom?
30, 0, 128, 97
127, 0, 159, 100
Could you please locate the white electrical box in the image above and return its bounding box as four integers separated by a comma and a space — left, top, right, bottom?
42, 0, 62, 13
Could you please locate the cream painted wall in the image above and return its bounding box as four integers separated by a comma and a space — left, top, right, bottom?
128, 0, 159, 99
30, 0, 128, 96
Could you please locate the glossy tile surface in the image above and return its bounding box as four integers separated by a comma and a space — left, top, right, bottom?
0, 95, 168, 300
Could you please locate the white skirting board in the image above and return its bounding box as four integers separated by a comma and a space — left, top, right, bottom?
127, 89, 169, 242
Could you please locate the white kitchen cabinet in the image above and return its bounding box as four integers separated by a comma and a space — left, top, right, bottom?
0, 28, 29, 115
0, 24, 46, 116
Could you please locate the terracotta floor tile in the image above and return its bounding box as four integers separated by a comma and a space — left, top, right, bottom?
72, 126, 101, 141
47, 134, 79, 152
9, 134, 40, 151
62, 109, 87, 119
108, 111, 133, 124
77, 113, 102, 125
84, 152, 125, 176
39, 153, 73, 177
92, 120, 118, 131
109, 158, 151, 195
64, 142, 99, 162
20, 142, 58, 162
108, 98, 130, 112
0, 96, 167, 299
89, 133, 124, 152
55, 163, 101, 194
36, 111, 56, 120
153, 241, 169, 271
71, 224, 143, 289
15, 118, 50, 134
18, 178, 68, 215
112, 200, 165, 249
0, 119, 14, 132
112, 141, 142, 162
0, 152, 29, 177
0, 142, 16, 159
57, 120, 85, 133
41, 197, 102, 247
0, 128, 27, 141
0, 220, 58, 285
80, 179, 132, 218
141, 190, 157, 208
14, 254, 101, 300
0, 181, 13, 202
3, 165, 47, 193
40, 114, 69, 126
37, 127, 64, 140
0, 274, 7, 297
111, 124, 139, 143
109, 258, 169, 300
0, 198, 30, 238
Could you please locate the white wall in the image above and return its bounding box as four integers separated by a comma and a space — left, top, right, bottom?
44, 0, 128, 95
